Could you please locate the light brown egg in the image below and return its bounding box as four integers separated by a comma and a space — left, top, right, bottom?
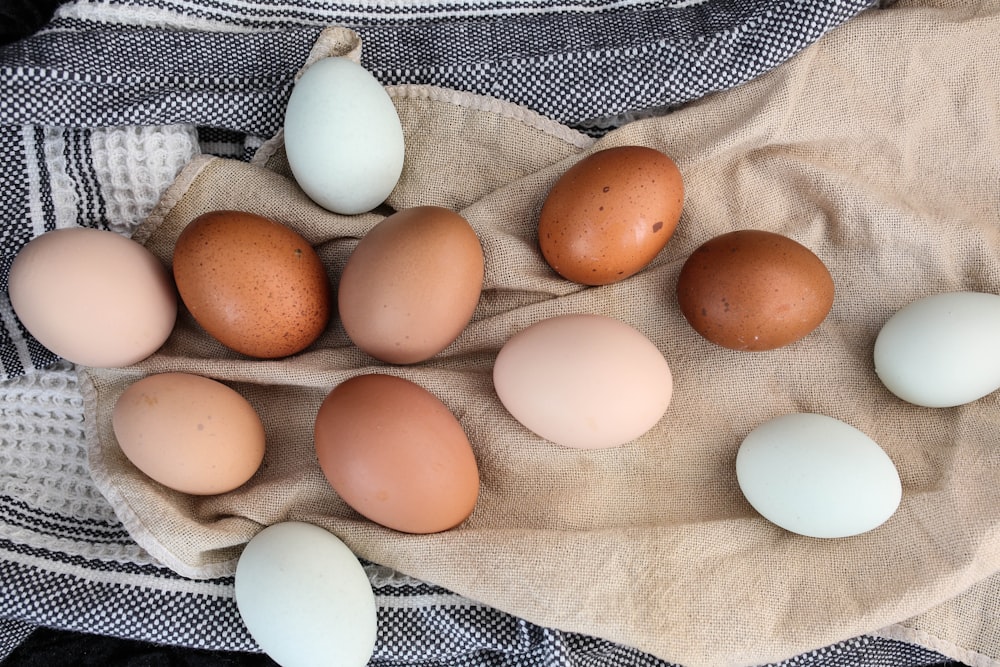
337, 206, 484, 364
112, 372, 266, 495
314, 374, 480, 534
675, 229, 835, 351
538, 145, 684, 286
172, 210, 331, 359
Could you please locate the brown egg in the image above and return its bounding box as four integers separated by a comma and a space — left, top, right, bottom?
314, 374, 480, 534
337, 206, 484, 364
112, 372, 266, 495
172, 210, 331, 358
538, 145, 684, 286
676, 229, 835, 351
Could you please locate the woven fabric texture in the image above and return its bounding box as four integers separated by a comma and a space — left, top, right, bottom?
2, 1, 994, 667
82, 6, 1000, 666
0, 0, 878, 380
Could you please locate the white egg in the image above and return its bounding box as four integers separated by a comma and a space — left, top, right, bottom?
493, 314, 673, 449
873, 291, 1000, 408
234, 522, 377, 667
735, 413, 901, 539
283, 57, 405, 215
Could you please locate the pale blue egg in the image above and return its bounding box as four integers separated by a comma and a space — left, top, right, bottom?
284, 57, 405, 215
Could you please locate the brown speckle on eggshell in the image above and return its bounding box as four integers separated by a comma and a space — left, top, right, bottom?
675, 229, 835, 351
172, 210, 332, 359
538, 145, 684, 286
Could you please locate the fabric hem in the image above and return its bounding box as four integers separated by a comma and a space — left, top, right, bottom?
77, 367, 239, 581
385, 83, 595, 150
875, 624, 1000, 667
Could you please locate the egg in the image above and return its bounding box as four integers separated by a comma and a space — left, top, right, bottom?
284, 56, 405, 215
172, 210, 332, 359
736, 413, 902, 538
874, 291, 1000, 407
492, 313, 673, 449
7, 227, 177, 368
537, 145, 684, 286
676, 229, 835, 351
337, 206, 484, 364
314, 374, 480, 534
112, 372, 265, 495
235, 521, 377, 667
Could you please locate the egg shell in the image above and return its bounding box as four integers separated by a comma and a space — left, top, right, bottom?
112, 372, 265, 495
235, 521, 377, 667
314, 374, 480, 534
7, 227, 177, 368
735, 413, 902, 539
172, 210, 332, 359
538, 145, 684, 286
492, 313, 673, 449
284, 56, 405, 215
675, 229, 835, 351
874, 291, 1000, 407
337, 206, 484, 364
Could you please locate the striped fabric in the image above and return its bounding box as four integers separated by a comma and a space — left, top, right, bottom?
1, 2, 955, 666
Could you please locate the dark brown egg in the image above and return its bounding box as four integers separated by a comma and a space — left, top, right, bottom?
172, 210, 331, 358
538, 145, 684, 286
676, 229, 835, 351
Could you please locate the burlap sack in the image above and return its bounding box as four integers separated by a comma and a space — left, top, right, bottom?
81, 2, 1000, 666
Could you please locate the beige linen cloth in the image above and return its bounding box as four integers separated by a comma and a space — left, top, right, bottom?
80, 1, 999, 665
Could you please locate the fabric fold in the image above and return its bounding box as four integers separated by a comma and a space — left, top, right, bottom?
83, 3, 1000, 665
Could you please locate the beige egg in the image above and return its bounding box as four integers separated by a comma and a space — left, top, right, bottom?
7, 227, 177, 368
112, 372, 266, 495
493, 314, 673, 449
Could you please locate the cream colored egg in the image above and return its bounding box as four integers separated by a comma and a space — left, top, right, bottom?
7, 227, 177, 368
874, 291, 1000, 407
493, 313, 673, 449
284, 57, 405, 215
736, 413, 902, 538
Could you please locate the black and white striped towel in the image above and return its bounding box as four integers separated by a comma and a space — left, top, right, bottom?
2, 2, 957, 666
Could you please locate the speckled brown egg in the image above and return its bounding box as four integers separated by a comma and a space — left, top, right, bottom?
538, 145, 684, 286
675, 229, 835, 351
172, 210, 331, 358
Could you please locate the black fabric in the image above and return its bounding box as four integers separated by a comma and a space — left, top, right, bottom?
0, 0, 68, 46
1, 627, 276, 665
